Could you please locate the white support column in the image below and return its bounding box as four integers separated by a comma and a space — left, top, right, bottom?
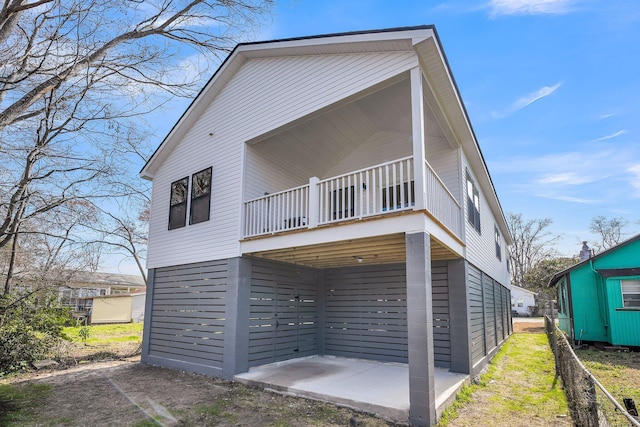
410, 67, 427, 211
308, 176, 319, 228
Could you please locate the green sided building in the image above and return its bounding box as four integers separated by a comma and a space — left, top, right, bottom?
549, 235, 640, 347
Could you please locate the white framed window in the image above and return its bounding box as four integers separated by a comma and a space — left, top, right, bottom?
190, 167, 212, 225
494, 224, 501, 260
466, 170, 481, 233
169, 176, 188, 230
621, 280, 640, 308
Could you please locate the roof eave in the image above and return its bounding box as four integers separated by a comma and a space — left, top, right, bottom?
140, 26, 437, 180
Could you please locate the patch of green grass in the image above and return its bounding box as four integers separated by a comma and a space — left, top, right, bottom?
194, 401, 223, 417
437, 332, 570, 426
63, 323, 143, 345
0, 383, 51, 425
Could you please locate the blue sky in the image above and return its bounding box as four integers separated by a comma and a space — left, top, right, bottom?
108, 0, 639, 275
257, 0, 640, 257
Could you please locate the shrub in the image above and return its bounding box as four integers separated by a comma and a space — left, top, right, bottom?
0, 289, 69, 376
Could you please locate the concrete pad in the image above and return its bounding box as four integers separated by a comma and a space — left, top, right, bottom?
234, 356, 468, 424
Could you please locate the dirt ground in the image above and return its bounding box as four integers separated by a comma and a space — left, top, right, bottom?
2, 319, 549, 426
4, 359, 393, 427
512, 317, 545, 333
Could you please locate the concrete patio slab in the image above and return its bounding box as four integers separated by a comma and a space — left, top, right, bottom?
234, 355, 468, 424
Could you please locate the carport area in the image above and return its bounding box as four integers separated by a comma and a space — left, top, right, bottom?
235, 355, 468, 424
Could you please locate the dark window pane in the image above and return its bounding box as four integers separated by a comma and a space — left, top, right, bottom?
192, 168, 212, 198
169, 177, 188, 229
190, 193, 211, 224
171, 177, 188, 206
169, 203, 187, 229
190, 167, 212, 225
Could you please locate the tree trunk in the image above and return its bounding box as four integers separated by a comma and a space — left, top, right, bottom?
4, 227, 19, 294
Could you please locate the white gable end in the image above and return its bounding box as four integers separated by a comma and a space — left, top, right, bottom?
147, 51, 418, 269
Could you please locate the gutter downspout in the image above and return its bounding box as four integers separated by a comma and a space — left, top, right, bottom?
590, 260, 610, 338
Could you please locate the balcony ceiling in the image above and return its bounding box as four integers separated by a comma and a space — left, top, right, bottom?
250, 77, 412, 181
246, 233, 459, 269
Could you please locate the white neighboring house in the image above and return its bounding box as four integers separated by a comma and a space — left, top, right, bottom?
140, 26, 513, 427
511, 285, 537, 316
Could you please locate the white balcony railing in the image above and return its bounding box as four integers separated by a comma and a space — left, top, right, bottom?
424, 160, 462, 237
317, 156, 414, 224
243, 156, 461, 239
244, 184, 309, 238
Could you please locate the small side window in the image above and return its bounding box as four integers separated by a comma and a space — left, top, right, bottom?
169, 177, 188, 230
621, 280, 640, 308
494, 224, 502, 261
190, 167, 212, 225
466, 170, 481, 233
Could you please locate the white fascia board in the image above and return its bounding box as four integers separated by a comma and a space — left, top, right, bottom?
240, 213, 464, 257
239, 28, 432, 57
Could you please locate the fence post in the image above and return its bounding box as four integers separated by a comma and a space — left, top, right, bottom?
549, 301, 559, 378
586, 376, 599, 427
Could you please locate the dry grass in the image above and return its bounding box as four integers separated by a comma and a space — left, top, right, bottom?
577, 347, 640, 409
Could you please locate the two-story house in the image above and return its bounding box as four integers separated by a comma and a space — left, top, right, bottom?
140, 26, 512, 426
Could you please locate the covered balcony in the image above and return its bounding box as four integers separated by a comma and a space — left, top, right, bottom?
244, 156, 461, 239
242, 71, 463, 246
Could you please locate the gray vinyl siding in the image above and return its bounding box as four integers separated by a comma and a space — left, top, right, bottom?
147, 51, 417, 269
248, 259, 320, 367
432, 261, 451, 369
146, 260, 228, 375
324, 264, 408, 363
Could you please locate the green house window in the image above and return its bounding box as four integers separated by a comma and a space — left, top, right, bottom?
621, 280, 640, 308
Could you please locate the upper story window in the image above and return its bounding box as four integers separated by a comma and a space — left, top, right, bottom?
466, 170, 481, 233
621, 280, 640, 308
494, 224, 502, 261
169, 176, 188, 230
190, 167, 212, 225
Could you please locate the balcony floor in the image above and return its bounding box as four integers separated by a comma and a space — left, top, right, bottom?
234, 355, 468, 424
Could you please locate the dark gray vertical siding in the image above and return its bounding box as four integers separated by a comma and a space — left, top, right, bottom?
468, 265, 485, 363
483, 274, 497, 349
324, 264, 408, 363
148, 260, 228, 371
432, 261, 451, 369
248, 259, 319, 367
468, 262, 512, 366
496, 284, 505, 341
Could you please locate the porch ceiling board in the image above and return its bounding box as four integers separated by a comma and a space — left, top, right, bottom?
246, 233, 459, 269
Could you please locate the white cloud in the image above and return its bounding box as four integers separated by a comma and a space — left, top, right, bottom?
591, 130, 626, 142
492, 83, 562, 118
537, 172, 593, 185
487, 0, 579, 16
536, 194, 598, 204
491, 145, 640, 204
627, 164, 640, 197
